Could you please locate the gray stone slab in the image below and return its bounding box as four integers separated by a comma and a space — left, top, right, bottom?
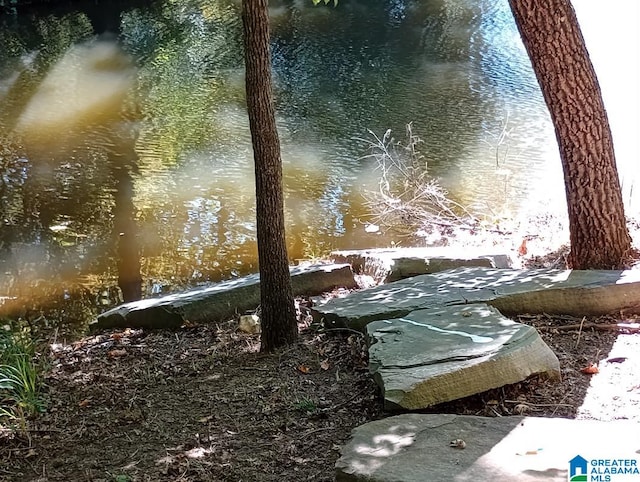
312, 267, 640, 332
92, 263, 356, 330
367, 305, 560, 409
336, 413, 640, 481
331, 247, 512, 283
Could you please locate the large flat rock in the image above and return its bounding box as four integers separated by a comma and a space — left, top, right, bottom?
312, 267, 640, 331
92, 263, 356, 330
367, 305, 560, 409
336, 413, 640, 481
331, 247, 511, 283
312, 267, 640, 410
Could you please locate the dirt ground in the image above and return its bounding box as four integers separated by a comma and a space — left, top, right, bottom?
1, 318, 382, 482
2, 304, 639, 481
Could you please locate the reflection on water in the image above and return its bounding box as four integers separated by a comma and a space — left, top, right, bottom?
14, 41, 135, 146
0, 0, 637, 332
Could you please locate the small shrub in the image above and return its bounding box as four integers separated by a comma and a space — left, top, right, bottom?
0, 329, 46, 423
293, 398, 317, 413
113, 475, 133, 482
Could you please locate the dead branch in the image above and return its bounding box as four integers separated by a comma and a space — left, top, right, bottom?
538, 322, 640, 333
360, 125, 479, 237
503, 400, 573, 408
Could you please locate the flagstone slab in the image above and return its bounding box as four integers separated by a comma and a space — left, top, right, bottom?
312, 267, 640, 332
335, 413, 640, 482
92, 263, 356, 330
367, 305, 560, 410
331, 247, 512, 283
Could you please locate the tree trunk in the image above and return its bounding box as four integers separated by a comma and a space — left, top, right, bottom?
508, 0, 632, 269
242, 0, 298, 351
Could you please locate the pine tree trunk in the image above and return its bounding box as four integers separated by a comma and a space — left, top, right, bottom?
508, 0, 632, 269
242, 0, 297, 351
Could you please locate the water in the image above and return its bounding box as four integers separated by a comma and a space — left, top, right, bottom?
0, 0, 637, 330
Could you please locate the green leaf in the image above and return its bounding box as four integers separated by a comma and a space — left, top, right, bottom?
311, 0, 338, 6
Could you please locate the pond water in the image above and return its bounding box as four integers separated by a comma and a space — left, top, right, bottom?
0, 0, 637, 329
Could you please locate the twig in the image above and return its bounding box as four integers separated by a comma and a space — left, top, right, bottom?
488, 406, 503, 417
320, 328, 364, 337
324, 386, 370, 412
504, 400, 573, 408
360, 125, 482, 237
538, 323, 640, 333
574, 316, 586, 349
541, 313, 583, 322
302, 426, 335, 437
21, 428, 63, 433
551, 392, 572, 417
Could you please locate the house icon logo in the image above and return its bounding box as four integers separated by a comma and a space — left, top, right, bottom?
569, 455, 588, 481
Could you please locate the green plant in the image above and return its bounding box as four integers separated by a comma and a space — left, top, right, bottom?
0, 330, 46, 421
113, 475, 132, 482
293, 398, 317, 413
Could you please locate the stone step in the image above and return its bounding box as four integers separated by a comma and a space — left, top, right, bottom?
331, 247, 511, 283
336, 413, 640, 481
311, 267, 640, 410
92, 263, 356, 330
367, 304, 560, 410
312, 267, 640, 332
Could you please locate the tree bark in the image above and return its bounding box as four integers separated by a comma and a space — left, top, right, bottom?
242, 0, 297, 351
508, 0, 632, 269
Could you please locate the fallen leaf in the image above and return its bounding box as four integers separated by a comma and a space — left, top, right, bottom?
297, 365, 310, 374
108, 349, 127, 358
320, 359, 330, 371
184, 447, 211, 459
155, 455, 176, 466
606, 357, 627, 364
78, 398, 91, 408
517, 448, 543, 455
449, 439, 466, 449
581, 364, 599, 374
517, 239, 528, 256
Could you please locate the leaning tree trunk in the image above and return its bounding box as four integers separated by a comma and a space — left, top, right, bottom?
508, 0, 632, 269
242, 0, 298, 351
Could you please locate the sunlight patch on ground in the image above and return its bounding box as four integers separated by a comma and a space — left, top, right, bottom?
577, 332, 640, 422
